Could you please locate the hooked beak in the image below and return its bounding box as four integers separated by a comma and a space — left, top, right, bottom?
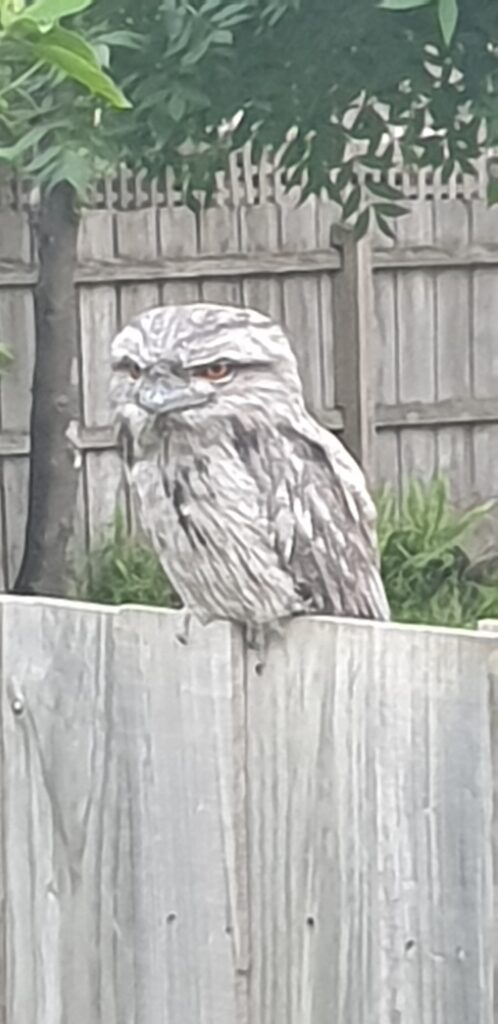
137, 378, 211, 415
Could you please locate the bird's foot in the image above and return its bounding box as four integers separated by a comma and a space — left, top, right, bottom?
244, 621, 287, 675
244, 624, 267, 675
176, 610, 192, 646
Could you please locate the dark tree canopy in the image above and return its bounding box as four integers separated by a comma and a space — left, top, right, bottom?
2, 0, 498, 228
96, 0, 498, 232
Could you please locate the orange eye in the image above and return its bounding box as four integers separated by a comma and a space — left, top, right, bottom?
194, 362, 232, 382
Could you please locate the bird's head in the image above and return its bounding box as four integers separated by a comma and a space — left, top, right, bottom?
110, 303, 305, 443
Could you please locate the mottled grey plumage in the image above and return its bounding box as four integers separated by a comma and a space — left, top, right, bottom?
110, 303, 390, 627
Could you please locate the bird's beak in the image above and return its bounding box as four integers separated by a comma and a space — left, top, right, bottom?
136, 378, 210, 415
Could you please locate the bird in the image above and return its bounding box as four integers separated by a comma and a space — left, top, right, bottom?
109, 302, 390, 648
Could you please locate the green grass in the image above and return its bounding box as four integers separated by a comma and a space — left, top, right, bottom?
76, 480, 498, 629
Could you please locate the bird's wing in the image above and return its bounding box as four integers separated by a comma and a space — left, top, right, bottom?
270, 419, 390, 620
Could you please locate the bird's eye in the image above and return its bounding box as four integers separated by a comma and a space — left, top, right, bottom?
193, 362, 232, 382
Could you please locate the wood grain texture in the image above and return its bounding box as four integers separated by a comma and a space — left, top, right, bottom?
0, 599, 494, 1024
478, 619, 498, 1024
280, 197, 323, 414
199, 206, 242, 307
78, 210, 123, 548
246, 616, 493, 1024
0, 597, 247, 1024
331, 226, 377, 478
0, 284, 35, 586
239, 204, 283, 324
116, 210, 161, 324
159, 206, 201, 306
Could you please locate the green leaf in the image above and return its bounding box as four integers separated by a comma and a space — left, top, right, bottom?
45, 147, 93, 193
21, 0, 93, 25
168, 92, 187, 121
26, 30, 131, 107
353, 206, 370, 240
336, 161, 354, 190
211, 27, 234, 43
366, 178, 404, 201
379, 0, 430, 9
211, 2, 250, 24
373, 201, 408, 217
95, 30, 143, 49
441, 157, 454, 182
487, 178, 498, 206
181, 33, 211, 65
342, 184, 361, 219
0, 121, 54, 160
375, 211, 397, 240
438, 0, 458, 45
24, 141, 61, 171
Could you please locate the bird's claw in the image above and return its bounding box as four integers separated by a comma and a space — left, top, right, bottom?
176, 610, 192, 646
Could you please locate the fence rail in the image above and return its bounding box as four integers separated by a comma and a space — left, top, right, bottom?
2, 172, 498, 586
0, 596, 495, 1024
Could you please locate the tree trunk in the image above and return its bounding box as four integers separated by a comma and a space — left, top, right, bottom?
14, 182, 81, 596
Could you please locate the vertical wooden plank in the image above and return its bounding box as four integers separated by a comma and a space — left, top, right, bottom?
0, 209, 31, 262
473, 425, 498, 518
472, 269, 498, 401
470, 201, 498, 246
0, 499, 6, 590
110, 609, 248, 1024
374, 270, 397, 407
159, 207, 200, 305
78, 211, 122, 548
395, 201, 437, 488
198, 207, 242, 307
0, 598, 246, 1024
470, 199, 498, 534
433, 202, 471, 400
0, 208, 34, 588
396, 269, 435, 403
280, 196, 323, 417
430, 201, 473, 503
246, 617, 493, 1024
316, 197, 341, 415
239, 205, 282, 322
0, 285, 35, 587
436, 427, 473, 507
376, 431, 400, 494
477, 620, 498, 1024
395, 199, 435, 405
399, 429, 437, 486
331, 225, 377, 479
373, 256, 399, 488
116, 210, 161, 324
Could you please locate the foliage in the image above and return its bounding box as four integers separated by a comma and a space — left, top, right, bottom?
89, 0, 498, 235
77, 480, 498, 630
0, 0, 129, 193
1, 0, 498, 228
75, 510, 181, 609
377, 478, 498, 628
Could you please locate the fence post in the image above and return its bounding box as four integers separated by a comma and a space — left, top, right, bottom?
330, 225, 377, 483
479, 619, 498, 1024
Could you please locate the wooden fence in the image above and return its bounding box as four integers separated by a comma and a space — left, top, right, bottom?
0, 595, 495, 1023
2, 152, 498, 586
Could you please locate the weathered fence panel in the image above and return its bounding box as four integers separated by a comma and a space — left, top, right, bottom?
0, 596, 494, 1023
2, 154, 498, 580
